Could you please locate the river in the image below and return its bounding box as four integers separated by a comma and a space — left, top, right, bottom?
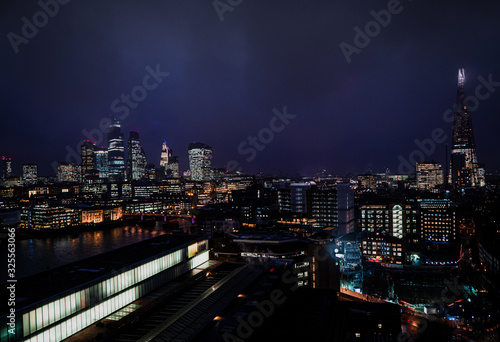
1, 223, 176, 280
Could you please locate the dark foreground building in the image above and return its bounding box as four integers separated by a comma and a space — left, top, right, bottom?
1, 234, 209, 341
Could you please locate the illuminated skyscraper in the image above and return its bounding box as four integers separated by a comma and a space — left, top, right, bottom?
160, 141, 172, 168
188, 142, 212, 181
160, 141, 180, 178
22, 164, 37, 185
291, 182, 311, 214
107, 116, 125, 181
2, 156, 12, 180
127, 131, 147, 181
81, 140, 97, 182
449, 69, 485, 188
95, 148, 109, 179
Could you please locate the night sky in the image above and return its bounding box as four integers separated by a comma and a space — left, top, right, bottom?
1, 0, 500, 177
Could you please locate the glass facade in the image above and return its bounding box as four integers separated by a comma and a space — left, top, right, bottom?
95, 148, 109, 179
188, 142, 212, 181
127, 131, 147, 181
1, 239, 209, 342
107, 117, 125, 181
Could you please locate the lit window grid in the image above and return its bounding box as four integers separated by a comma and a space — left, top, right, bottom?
23, 251, 208, 342
18, 242, 208, 340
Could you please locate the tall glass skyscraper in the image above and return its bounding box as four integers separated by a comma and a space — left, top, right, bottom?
188, 142, 212, 181
127, 131, 147, 181
95, 148, 109, 179
81, 140, 96, 182
107, 116, 125, 181
449, 69, 485, 188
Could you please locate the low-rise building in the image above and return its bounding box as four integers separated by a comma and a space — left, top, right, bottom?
21, 205, 80, 229
361, 234, 404, 265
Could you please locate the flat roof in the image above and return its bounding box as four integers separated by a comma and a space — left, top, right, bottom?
1, 234, 206, 316
229, 232, 299, 244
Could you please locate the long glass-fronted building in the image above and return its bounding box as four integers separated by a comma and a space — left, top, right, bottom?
1, 234, 209, 342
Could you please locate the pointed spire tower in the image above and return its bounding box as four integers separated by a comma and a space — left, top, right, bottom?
449, 69, 485, 188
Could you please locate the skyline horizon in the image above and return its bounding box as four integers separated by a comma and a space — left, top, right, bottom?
2, 67, 497, 178
2, 1, 499, 177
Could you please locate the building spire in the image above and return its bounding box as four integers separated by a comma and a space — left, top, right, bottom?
449, 68, 484, 188
458, 68, 465, 88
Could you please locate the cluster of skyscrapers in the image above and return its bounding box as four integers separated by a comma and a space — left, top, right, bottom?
0, 69, 498, 342
50, 117, 212, 184
0, 69, 487, 190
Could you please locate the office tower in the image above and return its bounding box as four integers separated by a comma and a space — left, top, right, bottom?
290, 182, 311, 214
307, 189, 337, 227
95, 148, 109, 179
160, 141, 180, 178
145, 163, 156, 181
277, 188, 291, 213
127, 131, 147, 181
306, 185, 354, 234
22, 164, 37, 185
81, 140, 97, 182
336, 183, 355, 235
2, 156, 12, 180
160, 141, 172, 168
107, 116, 125, 181
188, 142, 212, 181
57, 162, 80, 182
449, 69, 485, 188
418, 199, 456, 242
166, 156, 179, 178
416, 161, 444, 190
359, 203, 420, 242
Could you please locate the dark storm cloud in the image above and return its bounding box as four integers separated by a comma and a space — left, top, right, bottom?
1, 0, 499, 176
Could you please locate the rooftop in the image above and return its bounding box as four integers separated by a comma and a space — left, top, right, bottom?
1, 233, 205, 316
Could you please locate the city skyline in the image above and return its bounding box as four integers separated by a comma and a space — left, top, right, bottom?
1, 1, 500, 176
2, 3, 500, 341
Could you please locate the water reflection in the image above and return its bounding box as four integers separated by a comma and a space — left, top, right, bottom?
2, 224, 166, 279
